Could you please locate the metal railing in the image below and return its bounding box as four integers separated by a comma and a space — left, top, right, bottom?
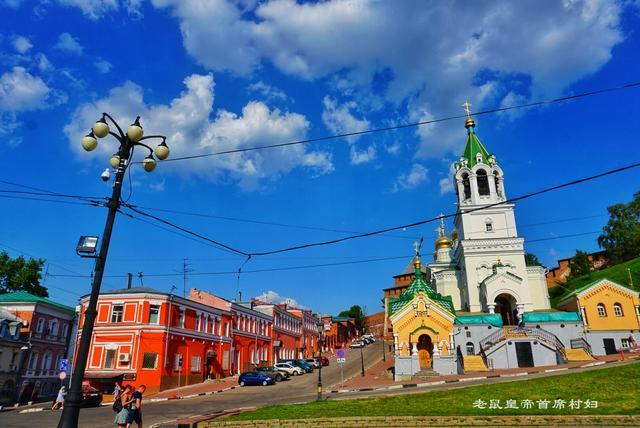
570, 337, 593, 355
479, 326, 566, 359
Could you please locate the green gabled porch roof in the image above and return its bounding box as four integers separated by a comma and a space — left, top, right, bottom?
388, 264, 456, 317
456, 125, 492, 169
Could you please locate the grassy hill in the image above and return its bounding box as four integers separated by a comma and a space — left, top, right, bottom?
550, 256, 640, 307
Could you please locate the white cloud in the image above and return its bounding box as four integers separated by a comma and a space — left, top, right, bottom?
254, 290, 301, 308
64, 73, 333, 189
149, 0, 624, 158
149, 179, 165, 192
54, 32, 84, 55
95, 58, 113, 74
247, 81, 288, 102
0, 67, 50, 112
393, 163, 428, 192
439, 177, 454, 195
12, 36, 33, 54
321, 96, 375, 164
58, 0, 119, 20
36, 53, 53, 73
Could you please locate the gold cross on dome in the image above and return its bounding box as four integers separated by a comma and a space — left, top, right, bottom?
463, 101, 472, 117
413, 240, 421, 255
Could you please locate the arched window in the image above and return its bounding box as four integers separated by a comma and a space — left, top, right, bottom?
477, 169, 490, 196
28, 353, 38, 370
613, 303, 624, 317
485, 218, 493, 232
494, 171, 502, 198
597, 303, 607, 317
466, 342, 475, 355
462, 173, 471, 200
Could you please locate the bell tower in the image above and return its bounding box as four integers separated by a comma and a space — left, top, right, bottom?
451, 102, 550, 314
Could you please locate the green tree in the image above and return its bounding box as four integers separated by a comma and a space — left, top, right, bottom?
0, 251, 47, 297
569, 250, 593, 279
338, 304, 367, 332
598, 192, 640, 264
525, 252, 543, 267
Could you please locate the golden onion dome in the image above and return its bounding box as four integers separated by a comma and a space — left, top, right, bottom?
435, 235, 453, 250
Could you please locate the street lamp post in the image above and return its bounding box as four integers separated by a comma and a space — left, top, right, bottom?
381, 335, 386, 362
58, 113, 169, 428
360, 342, 365, 377
316, 333, 324, 401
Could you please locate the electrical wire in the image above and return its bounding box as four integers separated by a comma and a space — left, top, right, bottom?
128, 204, 417, 241
161, 80, 640, 162
0, 194, 103, 207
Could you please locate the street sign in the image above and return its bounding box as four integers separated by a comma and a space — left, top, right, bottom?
337, 358, 346, 363
336, 348, 345, 359
58, 371, 67, 381
59, 359, 68, 371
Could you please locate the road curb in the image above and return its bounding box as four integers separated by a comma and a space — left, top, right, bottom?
327, 358, 633, 394
149, 385, 239, 403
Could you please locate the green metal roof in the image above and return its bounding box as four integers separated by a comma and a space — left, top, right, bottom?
388, 263, 456, 317
0, 291, 75, 313
455, 313, 503, 327
455, 123, 492, 169
523, 311, 581, 323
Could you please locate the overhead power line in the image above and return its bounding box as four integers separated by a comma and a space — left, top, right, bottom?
161, 80, 640, 162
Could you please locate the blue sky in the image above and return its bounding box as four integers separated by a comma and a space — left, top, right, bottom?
0, 0, 639, 315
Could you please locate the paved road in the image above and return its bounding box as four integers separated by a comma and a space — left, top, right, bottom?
3, 344, 385, 428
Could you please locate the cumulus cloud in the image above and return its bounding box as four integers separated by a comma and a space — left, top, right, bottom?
149, 0, 624, 158
12, 36, 32, 54
54, 32, 84, 55
254, 290, 301, 308
0, 67, 50, 112
393, 163, 428, 192
64, 73, 333, 189
321, 96, 375, 164
95, 58, 113, 74
247, 81, 288, 102
58, 0, 119, 20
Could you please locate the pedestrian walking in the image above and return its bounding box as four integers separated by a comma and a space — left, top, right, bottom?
51, 386, 66, 410
113, 385, 133, 428
113, 381, 123, 401
127, 385, 146, 428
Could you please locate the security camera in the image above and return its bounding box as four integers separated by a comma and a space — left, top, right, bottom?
101, 168, 111, 182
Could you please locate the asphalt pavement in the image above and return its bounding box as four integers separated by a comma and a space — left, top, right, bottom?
2, 344, 385, 428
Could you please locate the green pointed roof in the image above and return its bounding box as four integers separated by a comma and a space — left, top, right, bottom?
456, 119, 492, 169
388, 260, 456, 317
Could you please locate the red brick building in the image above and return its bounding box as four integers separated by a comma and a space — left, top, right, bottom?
189, 289, 274, 374
78, 287, 233, 394
254, 303, 301, 361
321, 316, 357, 351
546, 250, 609, 288
0, 291, 75, 402
364, 311, 385, 338
288, 309, 320, 358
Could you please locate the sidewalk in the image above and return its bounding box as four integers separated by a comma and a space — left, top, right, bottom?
147, 376, 240, 401
330, 352, 640, 392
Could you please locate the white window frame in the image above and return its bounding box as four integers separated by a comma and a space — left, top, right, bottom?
613, 303, 624, 317
149, 304, 160, 324
111, 305, 124, 323
597, 304, 607, 317
190, 355, 201, 373
36, 318, 45, 333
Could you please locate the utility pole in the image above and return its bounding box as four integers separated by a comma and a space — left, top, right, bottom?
182, 258, 192, 298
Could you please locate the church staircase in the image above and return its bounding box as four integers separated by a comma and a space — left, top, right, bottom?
564, 348, 594, 361
413, 369, 439, 379
479, 326, 568, 361
462, 354, 489, 372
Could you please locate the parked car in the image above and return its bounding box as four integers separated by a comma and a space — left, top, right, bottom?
256, 366, 289, 381
305, 358, 321, 368
319, 356, 330, 366
349, 341, 364, 348
274, 362, 304, 376
238, 371, 276, 386
285, 359, 314, 373
81, 386, 103, 407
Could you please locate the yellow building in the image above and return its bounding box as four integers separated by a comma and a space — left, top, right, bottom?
557, 278, 640, 355
388, 257, 457, 376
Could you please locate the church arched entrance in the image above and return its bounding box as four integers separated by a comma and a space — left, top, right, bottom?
495, 294, 518, 325
417, 334, 433, 369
